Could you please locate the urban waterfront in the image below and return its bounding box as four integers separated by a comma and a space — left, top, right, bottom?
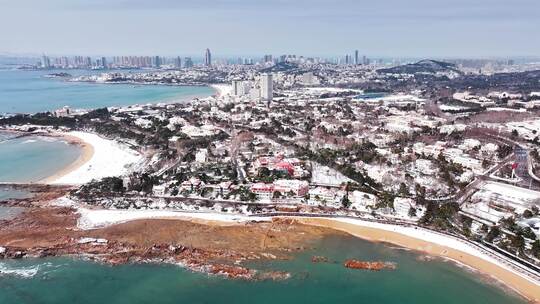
0, 69, 214, 114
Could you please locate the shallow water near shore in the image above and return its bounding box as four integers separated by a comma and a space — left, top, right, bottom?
0, 133, 81, 183
0, 189, 31, 201
0, 69, 214, 193
0, 132, 81, 199
0, 206, 25, 220
0, 235, 526, 304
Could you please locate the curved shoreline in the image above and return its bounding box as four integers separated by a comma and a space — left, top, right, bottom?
39, 134, 95, 184
33, 84, 217, 184
49, 132, 142, 185
72, 207, 539, 302
39, 85, 220, 184
296, 217, 540, 302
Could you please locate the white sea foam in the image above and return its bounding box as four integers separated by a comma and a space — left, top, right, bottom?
21, 139, 38, 144
37, 136, 59, 143
0, 263, 41, 278
0, 261, 62, 279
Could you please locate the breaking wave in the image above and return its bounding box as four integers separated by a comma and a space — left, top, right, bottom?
0, 261, 58, 279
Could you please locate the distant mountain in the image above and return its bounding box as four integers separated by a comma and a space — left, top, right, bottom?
377, 59, 463, 76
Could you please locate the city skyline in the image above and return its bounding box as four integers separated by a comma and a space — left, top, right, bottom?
1, 0, 540, 57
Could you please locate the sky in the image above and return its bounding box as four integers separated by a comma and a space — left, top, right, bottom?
1, 0, 539, 58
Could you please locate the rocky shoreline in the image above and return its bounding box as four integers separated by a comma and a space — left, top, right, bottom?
0, 199, 335, 281
0, 241, 290, 281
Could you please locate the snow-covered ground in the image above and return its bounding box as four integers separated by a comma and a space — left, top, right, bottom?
310, 162, 352, 186
50, 131, 142, 185
438, 104, 470, 111
76, 208, 270, 230
359, 94, 425, 103
465, 182, 540, 222
487, 107, 526, 113
482, 181, 540, 204
211, 84, 233, 97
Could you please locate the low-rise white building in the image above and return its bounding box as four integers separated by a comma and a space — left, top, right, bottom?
308, 187, 345, 207
393, 197, 425, 218
195, 148, 208, 163
350, 191, 377, 211
152, 185, 166, 196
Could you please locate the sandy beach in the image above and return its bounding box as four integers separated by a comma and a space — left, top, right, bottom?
1, 198, 538, 301
70, 205, 539, 301
39, 134, 95, 184
297, 217, 540, 302
42, 131, 142, 185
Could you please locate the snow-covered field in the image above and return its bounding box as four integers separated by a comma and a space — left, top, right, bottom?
50, 131, 142, 185
488, 107, 526, 113
76, 208, 270, 230
439, 104, 470, 111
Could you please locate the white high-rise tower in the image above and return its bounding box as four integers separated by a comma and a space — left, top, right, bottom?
260, 73, 273, 102
204, 48, 212, 66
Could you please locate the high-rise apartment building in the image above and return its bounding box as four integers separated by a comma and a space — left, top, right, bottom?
204, 48, 212, 66
260, 73, 273, 102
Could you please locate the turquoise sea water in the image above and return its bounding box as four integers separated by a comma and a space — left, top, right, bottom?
0, 69, 214, 114
0, 190, 31, 201
0, 235, 526, 304
0, 69, 213, 198
0, 133, 81, 183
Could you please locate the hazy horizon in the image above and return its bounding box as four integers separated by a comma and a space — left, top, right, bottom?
1, 0, 539, 58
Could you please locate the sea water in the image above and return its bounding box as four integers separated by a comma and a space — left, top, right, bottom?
0, 235, 526, 304
0, 69, 214, 114
0, 68, 213, 191
0, 206, 25, 220
0, 133, 81, 183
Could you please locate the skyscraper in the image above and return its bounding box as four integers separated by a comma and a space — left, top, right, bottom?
260, 73, 273, 102
174, 56, 182, 68
101, 57, 108, 69
85, 57, 92, 68
41, 55, 51, 69
263, 54, 273, 63
205, 48, 212, 66
354, 50, 359, 65
184, 57, 193, 68
232, 79, 242, 96
153, 56, 161, 68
